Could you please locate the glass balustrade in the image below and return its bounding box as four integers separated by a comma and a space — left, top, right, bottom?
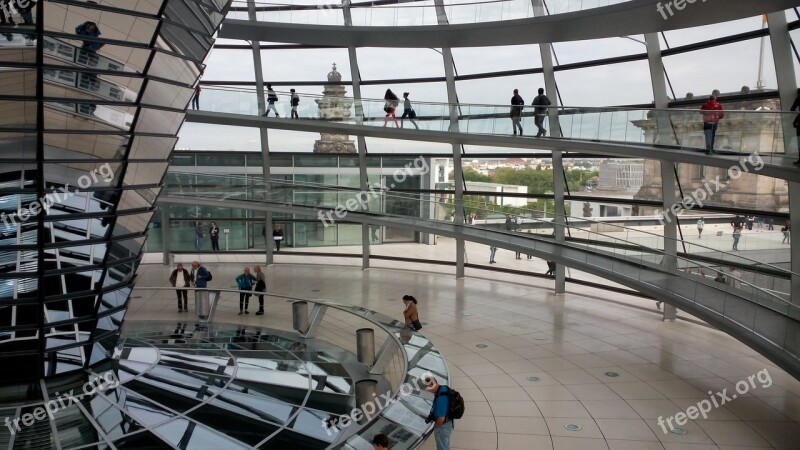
193, 86, 797, 164
227, 0, 635, 27
127, 287, 447, 449
163, 174, 795, 307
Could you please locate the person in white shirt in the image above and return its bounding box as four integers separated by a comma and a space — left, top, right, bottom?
169, 263, 191, 312
697, 217, 705, 238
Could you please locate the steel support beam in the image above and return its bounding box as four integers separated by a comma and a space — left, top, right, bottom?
533, 0, 565, 293
434, 0, 465, 278
645, 33, 677, 320
343, 0, 371, 270
248, 0, 273, 265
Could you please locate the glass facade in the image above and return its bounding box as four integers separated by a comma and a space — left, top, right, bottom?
0, 0, 231, 384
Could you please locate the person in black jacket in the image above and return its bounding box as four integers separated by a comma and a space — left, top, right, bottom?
273, 225, 284, 252
531, 87, 551, 137
264, 84, 279, 117
510, 89, 524, 136
169, 263, 191, 312
209, 222, 220, 252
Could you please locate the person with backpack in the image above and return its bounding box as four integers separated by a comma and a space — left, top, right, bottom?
424, 375, 463, 450
290, 88, 300, 119
264, 84, 279, 117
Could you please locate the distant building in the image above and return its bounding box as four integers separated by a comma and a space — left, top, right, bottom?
464, 181, 528, 207
598, 162, 644, 191
632, 92, 789, 214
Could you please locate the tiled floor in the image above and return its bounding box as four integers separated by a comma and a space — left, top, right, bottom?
129, 255, 800, 450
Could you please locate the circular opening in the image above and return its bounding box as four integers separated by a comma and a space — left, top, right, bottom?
564, 424, 582, 431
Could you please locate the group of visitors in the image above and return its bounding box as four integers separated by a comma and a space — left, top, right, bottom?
383, 89, 419, 129
261, 84, 300, 119
195, 221, 222, 251
508, 87, 552, 137
168, 261, 210, 312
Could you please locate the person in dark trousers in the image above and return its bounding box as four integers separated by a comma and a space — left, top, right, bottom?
383, 89, 400, 127
273, 225, 284, 252
767, 217, 775, 230
510, 89, 524, 136
235, 267, 256, 315
546, 261, 556, 276
253, 265, 266, 315
264, 84, 279, 117
792, 90, 800, 165
190, 261, 209, 288
209, 222, 220, 251
372, 434, 390, 450
425, 376, 454, 450
700, 90, 724, 153
195, 221, 205, 251
192, 84, 201, 110
290, 88, 299, 119
531, 87, 551, 137
75, 21, 103, 52
169, 263, 191, 312
400, 92, 419, 129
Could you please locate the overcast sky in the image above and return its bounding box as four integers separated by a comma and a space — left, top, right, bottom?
177, 9, 797, 154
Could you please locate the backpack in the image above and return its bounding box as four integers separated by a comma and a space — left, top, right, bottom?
436, 387, 465, 420
206, 270, 212, 282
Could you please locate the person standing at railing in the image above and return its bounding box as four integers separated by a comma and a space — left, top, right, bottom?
700, 90, 724, 153
791, 90, 800, 165
531, 87, 551, 137
732, 226, 742, 251
169, 263, 191, 312
235, 267, 256, 315
264, 84, 279, 117
75, 20, 104, 52
290, 88, 299, 119
191, 84, 201, 110
510, 89, 525, 136
253, 265, 266, 316
400, 92, 419, 130
697, 217, 705, 238
383, 89, 400, 127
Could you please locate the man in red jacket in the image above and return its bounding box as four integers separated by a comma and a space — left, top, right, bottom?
700, 90, 725, 153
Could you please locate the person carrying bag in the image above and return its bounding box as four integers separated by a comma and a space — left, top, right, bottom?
403, 294, 422, 331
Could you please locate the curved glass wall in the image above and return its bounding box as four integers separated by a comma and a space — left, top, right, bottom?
0, 0, 232, 385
